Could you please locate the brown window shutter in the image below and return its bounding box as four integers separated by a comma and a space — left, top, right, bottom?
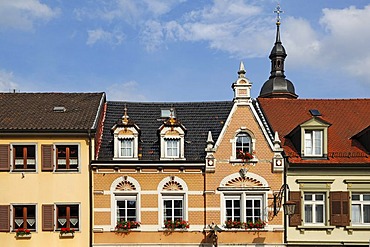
0, 145, 10, 171
289, 191, 302, 227
330, 191, 350, 226
41, 145, 54, 171
42, 204, 54, 231
0, 205, 10, 232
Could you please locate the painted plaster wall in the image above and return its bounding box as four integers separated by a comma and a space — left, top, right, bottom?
0, 137, 91, 247
287, 173, 370, 245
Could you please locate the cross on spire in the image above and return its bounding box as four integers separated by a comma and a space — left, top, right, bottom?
274, 4, 283, 25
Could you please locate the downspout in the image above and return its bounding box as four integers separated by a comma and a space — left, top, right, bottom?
88, 129, 93, 247
283, 154, 288, 246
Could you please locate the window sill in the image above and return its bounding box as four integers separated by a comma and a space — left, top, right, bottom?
346, 225, 370, 231
297, 225, 335, 233
229, 158, 258, 164
223, 228, 267, 232
16, 234, 32, 239
158, 228, 188, 232
59, 232, 74, 238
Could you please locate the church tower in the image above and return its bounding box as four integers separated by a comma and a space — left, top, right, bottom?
259, 5, 298, 99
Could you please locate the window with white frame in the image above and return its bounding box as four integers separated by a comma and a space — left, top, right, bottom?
115, 195, 137, 223
163, 195, 184, 222
304, 130, 323, 156
165, 138, 180, 158
13, 205, 36, 231
224, 194, 264, 223
12, 144, 36, 171
236, 132, 252, 155
120, 138, 134, 157
304, 193, 325, 224
56, 204, 79, 230
351, 193, 370, 224
56, 145, 79, 170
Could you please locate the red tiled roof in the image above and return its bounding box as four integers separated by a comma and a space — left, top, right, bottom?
0, 93, 105, 132
258, 98, 370, 164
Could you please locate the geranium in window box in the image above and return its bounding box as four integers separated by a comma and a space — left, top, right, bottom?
60, 227, 75, 237
236, 150, 254, 161
246, 219, 266, 229
15, 228, 31, 238
224, 220, 244, 229
164, 219, 190, 230
115, 220, 140, 232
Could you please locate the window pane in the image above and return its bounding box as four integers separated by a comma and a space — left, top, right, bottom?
314, 131, 322, 155
315, 194, 324, 201
304, 132, 312, 155
315, 205, 324, 223
352, 194, 360, 201
120, 139, 133, 157
305, 205, 313, 223
304, 194, 312, 201
352, 204, 361, 223
364, 205, 370, 223
236, 133, 251, 155
363, 195, 370, 201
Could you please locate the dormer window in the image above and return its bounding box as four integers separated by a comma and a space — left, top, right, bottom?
165, 138, 179, 158
119, 138, 134, 158
159, 109, 186, 160
304, 130, 323, 156
299, 115, 330, 158
112, 106, 140, 160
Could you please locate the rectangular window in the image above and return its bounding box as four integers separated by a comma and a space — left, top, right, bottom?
120, 139, 133, 157
352, 193, 370, 224
116, 196, 137, 222
56, 145, 79, 170
12, 145, 36, 171
304, 130, 323, 156
165, 139, 179, 158
56, 205, 79, 230
163, 196, 183, 222
224, 194, 264, 224
13, 205, 36, 231
304, 193, 325, 224
225, 195, 241, 222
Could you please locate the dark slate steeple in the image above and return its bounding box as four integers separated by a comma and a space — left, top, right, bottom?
259, 5, 298, 99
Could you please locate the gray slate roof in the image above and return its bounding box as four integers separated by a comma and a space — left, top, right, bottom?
98, 101, 234, 162
0, 92, 105, 132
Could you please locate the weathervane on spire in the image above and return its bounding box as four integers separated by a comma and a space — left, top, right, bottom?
274, 4, 283, 25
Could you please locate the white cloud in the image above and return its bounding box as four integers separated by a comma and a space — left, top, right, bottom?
0, 0, 59, 30
86, 28, 124, 46
0, 70, 19, 92
106, 81, 147, 101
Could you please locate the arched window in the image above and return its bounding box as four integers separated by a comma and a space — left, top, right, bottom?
236, 132, 252, 155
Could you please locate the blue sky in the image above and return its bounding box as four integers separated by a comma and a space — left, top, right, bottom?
0, 0, 369, 101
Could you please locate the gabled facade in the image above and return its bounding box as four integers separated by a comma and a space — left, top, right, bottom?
91, 64, 286, 246
0, 92, 106, 246
257, 8, 370, 245
258, 98, 370, 246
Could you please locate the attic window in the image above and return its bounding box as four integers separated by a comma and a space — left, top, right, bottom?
53, 106, 66, 113
309, 109, 321, 116
161, 109, 176, 118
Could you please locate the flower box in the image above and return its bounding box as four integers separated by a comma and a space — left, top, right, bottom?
59, 228, 75, 238
224, 219, 266, 230
164, 219, 190, 230
15, 228, 32, 238
115, 220, 140, 232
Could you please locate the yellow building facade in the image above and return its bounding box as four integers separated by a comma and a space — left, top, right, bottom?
0, 92, 105, 247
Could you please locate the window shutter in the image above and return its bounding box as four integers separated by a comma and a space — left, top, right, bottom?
330, 191, 349, 226
0, 205, 10, 232
289, 191, 302, 227
0, 145, 10, 171
42, 204, 54, 231
41, 145, 54, 171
